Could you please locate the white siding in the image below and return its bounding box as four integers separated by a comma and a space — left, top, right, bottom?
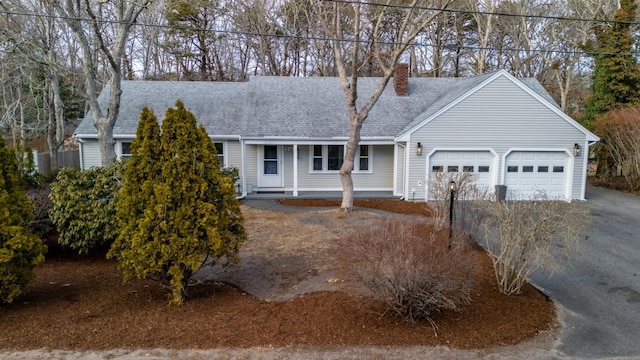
283, 148, 294, 188
80, 140, 101, 169
296, 144, 394, 190
226, 141, 242, 169
245, 145, 258, 191
296, 145, 342, 189
226, 140, 243, 189
409, 76, 587, 200
395, 145, 405, 195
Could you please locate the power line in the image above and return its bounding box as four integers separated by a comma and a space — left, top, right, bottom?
326, 0, 629, 26
0, 7, 636, 58
5, 2, 635, 28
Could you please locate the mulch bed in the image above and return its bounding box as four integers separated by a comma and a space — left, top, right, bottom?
0, 199, 555, 350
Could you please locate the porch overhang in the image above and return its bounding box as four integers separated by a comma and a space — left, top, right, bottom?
243, 137, 395, 145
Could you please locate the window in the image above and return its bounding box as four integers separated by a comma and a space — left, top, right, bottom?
313, 145, 323, 171
463, 165, 474, 173
432, 165, 443, 172
538, 166, 549, 173
478, 166, 490, 173
523, 166, 534, 173
309, 145, 344, 172
121, 142, 132, 158
553, 166, 564, 173
327, 145, 344, 170
447, 166, 459, 173
263, 145, 278, 175
214, 142, 224, 166
310, 145, 371, 172
507, 166, 519, 172
359, 145, 369, 171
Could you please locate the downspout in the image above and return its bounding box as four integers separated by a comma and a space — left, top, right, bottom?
404, 142, 411, 201
396, 143, 406, 199
75, 136, 85, 170
582, 140, 596, 201
238, 136, 247, 200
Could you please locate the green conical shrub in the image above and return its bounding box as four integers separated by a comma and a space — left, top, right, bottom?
109, 101, 246, 305
0, 137, 46, 304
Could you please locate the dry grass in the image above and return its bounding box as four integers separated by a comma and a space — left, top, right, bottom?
0, 199, 556, 351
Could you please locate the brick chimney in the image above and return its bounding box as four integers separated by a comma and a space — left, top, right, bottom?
393, 63, 409, 96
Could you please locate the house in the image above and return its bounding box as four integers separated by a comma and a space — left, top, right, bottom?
74, 66, 599, 201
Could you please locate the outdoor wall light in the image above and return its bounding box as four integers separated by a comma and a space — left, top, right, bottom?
417, 142, 423, 156
574, 143, 581, 157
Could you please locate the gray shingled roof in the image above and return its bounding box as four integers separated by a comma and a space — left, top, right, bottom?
75, 72, 560, 140
75, 81, 248, 138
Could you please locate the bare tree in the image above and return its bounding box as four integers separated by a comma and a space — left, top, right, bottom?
466, 0, 499, 74
281, 0, 337, 76
330, 0, 453, 210
53, 0, 154, 166
1, 0, 67, 163
539, 0, 620, 114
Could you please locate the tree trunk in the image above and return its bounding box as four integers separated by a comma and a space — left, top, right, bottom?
46, 73, 66, 170
46, 87, 58, 170
96, 74, 123, 166
340, 121, 363, 210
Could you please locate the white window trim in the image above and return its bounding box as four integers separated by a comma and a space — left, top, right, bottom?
308, 144, 373, 173
118, 140, 228, 167
118, 140, 134, 160
214, 141, 227, 167
355, 144, 373, 173
311, 145, 324, 172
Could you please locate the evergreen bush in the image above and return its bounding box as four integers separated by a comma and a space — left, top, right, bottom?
0, 137, 46, 304
49, 162, 124, 254
108, 102, 246, 305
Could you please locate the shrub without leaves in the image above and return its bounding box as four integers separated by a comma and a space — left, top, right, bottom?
25, 186, 56, 243
429, 171, 489, 245
482, 195, 590, 295
338, 219, 476, 328
594, 108, 640, 191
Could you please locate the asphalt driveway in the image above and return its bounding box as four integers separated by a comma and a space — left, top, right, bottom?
530, 185, 640, 359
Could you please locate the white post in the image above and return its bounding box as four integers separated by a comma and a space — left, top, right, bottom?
293, 144, 299, 197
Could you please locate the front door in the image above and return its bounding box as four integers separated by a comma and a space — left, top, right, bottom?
259, 145, 283, 188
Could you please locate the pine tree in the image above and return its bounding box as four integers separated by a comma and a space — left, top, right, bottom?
0, 137, 46, 304
585, 0, 640, 124
109, 101, 246, 305
108, 107, 162, 279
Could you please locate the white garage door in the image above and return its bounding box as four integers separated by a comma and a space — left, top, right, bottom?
505, 151, 568, 200
428, 151, 494, 199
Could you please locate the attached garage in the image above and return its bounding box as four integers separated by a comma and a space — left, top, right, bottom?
428, 150, 495, 199
504, 151, 569, 200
